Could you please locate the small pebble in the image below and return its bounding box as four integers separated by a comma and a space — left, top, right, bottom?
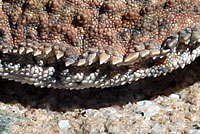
169, 94, 180, 100
152, 123, 162, 132
136, 101, 160, 120
58, 120, 71, 131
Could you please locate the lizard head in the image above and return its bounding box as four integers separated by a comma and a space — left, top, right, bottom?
0, 0, 200, 89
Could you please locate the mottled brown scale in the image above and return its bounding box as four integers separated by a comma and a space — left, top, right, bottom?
104, 2, 114, 11
47, 0, 64, 12
74, 8, 94, 26
123, 10, 138, 21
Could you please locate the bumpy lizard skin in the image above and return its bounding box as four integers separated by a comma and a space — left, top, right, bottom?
0, 0, 200, 89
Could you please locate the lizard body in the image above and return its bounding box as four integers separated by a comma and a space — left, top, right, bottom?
0, 0, 200, 89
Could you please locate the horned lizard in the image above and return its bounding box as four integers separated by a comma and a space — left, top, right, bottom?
0, 0, 200, 89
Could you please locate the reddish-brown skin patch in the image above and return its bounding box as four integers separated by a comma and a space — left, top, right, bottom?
0, 0, 199, 54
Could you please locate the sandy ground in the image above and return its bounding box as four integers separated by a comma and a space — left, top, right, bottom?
0, 58, 200, 134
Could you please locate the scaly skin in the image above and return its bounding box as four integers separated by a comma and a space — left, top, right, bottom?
0, 0, 200, 89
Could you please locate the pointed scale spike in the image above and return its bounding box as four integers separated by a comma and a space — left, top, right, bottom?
87, 53, 97, 65
77, 59, 87, 66
139, 50, 150, 58
55, 51, 64, 60
150, 49, 160, 56
65, 58, 75, 67
26, 47, 34, 54
34, 49, 42, 56
12, 49, 18, 53
110, 56, 123, 65
44, 47, 52, 55
99, 53, 110, 64
124, 52, 139, 63
19, 47, 25, 54
2, 49, 8, 53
